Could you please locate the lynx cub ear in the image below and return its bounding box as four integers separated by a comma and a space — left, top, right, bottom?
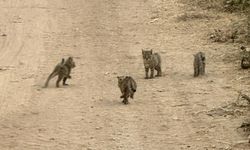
61, 58, 65, 64
150, 49, 153, 54
241, 46, 246, 51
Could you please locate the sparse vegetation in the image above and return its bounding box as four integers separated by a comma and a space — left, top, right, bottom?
184, 0, 250, 11
224, 0, 250, 12
180, 0, 250, 43
209, 19, 248, 43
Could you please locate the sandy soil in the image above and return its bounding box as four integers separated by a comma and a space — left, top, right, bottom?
0, 0, 250, 149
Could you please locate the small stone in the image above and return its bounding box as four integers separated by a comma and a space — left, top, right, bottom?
157, 89, 165, 92
208, 80, 214, 83
172, 116, 179, 120
161, 124, 168, 128
150, 18, 159, 23
95, 127, 102, 130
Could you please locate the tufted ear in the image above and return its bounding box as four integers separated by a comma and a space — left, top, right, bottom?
142, 49, 144, 53
150, 49, 153, 54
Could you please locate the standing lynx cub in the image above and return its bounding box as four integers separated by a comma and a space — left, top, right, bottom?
193, 52, 205, 77
117, 76, 137, 105
142, 49, 162, 79
240, 46, 250, 69
44, 57, 75, 88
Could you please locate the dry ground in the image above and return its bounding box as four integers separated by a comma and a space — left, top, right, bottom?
0, 0, 250, 150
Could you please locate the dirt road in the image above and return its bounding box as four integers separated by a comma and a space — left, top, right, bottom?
0, 0, 249, 149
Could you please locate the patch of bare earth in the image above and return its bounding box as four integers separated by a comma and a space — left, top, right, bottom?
0, 0, 250, 149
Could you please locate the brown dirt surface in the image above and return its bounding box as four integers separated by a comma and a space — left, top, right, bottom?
0, 0, 250, 150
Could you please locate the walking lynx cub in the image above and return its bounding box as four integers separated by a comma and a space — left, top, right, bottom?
142, 49, 162, 79
44, 57, 75, 88
117, 76, 137, 105
193, 52, 205, 77
240, 46, 250, 69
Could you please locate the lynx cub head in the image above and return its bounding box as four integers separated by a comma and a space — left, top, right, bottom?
65, 57, 76, 68
200, 52, 205, 62
142, 49, 153, 61
117, 76, 126, 83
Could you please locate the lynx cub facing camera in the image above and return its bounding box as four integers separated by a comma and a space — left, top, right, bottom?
142, 49, 162, 79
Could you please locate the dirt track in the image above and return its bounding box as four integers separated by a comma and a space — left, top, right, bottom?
0, 0, 250, 150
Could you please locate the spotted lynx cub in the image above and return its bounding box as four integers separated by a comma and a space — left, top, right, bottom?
44, 57, 75, 88
240, 46, 250, 69
142, 49, 162, 79
117, 76, 137, 105
193, 52, 205, 77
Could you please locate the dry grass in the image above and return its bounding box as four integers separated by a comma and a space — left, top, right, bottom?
179, 0, 224, 10
209, 19, 248, 43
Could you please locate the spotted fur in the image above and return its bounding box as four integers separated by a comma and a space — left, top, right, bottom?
117, 76, 137, 105
193, 52, 205, 77
142, 49, 162, 79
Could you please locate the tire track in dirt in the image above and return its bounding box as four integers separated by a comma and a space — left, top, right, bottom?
0, 1, 48, 118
